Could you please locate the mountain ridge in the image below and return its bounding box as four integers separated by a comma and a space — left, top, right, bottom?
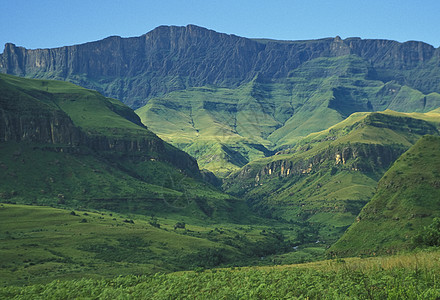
135, 53, 440, 175
2, 24, 440, 109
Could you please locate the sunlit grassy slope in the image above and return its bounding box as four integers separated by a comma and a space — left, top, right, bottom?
224, 110, 440, 244
136, 55, 440, 176
0, 73, 149, 138
329, 135, 440, 257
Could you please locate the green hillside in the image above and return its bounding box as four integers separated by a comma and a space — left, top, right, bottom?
0, 203, 313, 286
329, 135, 440, 257
224, 110, 440, 244
136, 55, 440, 176
0, 73, 148, 138
135, 77, 281, 177
0, 73, 244, 221
0, 74, 325, 285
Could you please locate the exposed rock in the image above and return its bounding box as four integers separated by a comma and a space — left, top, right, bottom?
230, 143, 406, 186
1, 25, 439, 108
0, 77, 200, 177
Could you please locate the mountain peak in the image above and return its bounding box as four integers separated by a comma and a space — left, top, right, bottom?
1, 26, 440, 108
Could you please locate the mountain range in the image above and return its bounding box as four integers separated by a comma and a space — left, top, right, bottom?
2, 25, 440, 108
1, 25, 440, 282
3, 25, 440, 176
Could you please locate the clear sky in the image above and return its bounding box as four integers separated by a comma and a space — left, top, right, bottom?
1, 0, 439, 51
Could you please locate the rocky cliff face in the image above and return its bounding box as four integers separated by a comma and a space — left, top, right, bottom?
1, 25, 439, 108
0, 108, 83, 145
226, 111, 440, 190
225, 143, 406, 191
0, 105, 199, 174
0, 74, 200, 176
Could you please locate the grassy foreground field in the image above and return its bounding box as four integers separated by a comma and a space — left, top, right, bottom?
0, 203, 327, 287
2, 251, 440, 299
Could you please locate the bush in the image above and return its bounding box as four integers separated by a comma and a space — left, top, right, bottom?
174, 222, 185, 229
413, 217, 440, 246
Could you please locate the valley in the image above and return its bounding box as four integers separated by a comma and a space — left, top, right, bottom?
1, 25, 440, 297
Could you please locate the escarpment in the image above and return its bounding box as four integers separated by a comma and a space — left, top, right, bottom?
2, 25, 440, 108
0, 104, 199, 175
0, 73, 200, 177
225, 143, 406, 191
0, 109, 83, 145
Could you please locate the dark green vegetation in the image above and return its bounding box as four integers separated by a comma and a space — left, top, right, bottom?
2, 26, 440, 298
2, 251, 440, 299
0, 73, 240, 221
0, 74, 323, 287
224, 110, 440, 244
330, 135, 440, 257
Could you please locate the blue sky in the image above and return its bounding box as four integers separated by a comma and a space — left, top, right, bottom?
1, 0, 439, 51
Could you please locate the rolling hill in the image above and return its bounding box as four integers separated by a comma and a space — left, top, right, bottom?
2, 26, 440, 292
329, 135, 440, 257
136, 55, 440, 176
0, 203, 302, 286
224, 110, 440, 243
0, 73, 241, 221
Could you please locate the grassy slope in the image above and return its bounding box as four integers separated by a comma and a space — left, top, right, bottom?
0, 203, 225, 286
0, 74, 244, 222
0, 142, 243, 222
0, 204, 311, 286
0, 75, 329, 285
329, 135, 440, 257
2, 249, 440, 298
0, 73, 149, 138
136, 79, 284, 177
136, 55, 440, 176
224, 110, 440, 244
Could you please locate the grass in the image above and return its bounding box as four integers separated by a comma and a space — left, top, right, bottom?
0, 141, 240, 221
224, 110, 440, 244
0, 203, 321, 286
329, 135, 440, 257
2, 249, 440, 299
136, 79, 284, 176
0, 73, 149, 139
1, 73, 257, 222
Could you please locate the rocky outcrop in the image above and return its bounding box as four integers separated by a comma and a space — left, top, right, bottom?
0, 109, 83, 145
0, 104, 199, 174
0, 85, 200, 179
1, 25, 439, 108
228, 143, 406, 188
